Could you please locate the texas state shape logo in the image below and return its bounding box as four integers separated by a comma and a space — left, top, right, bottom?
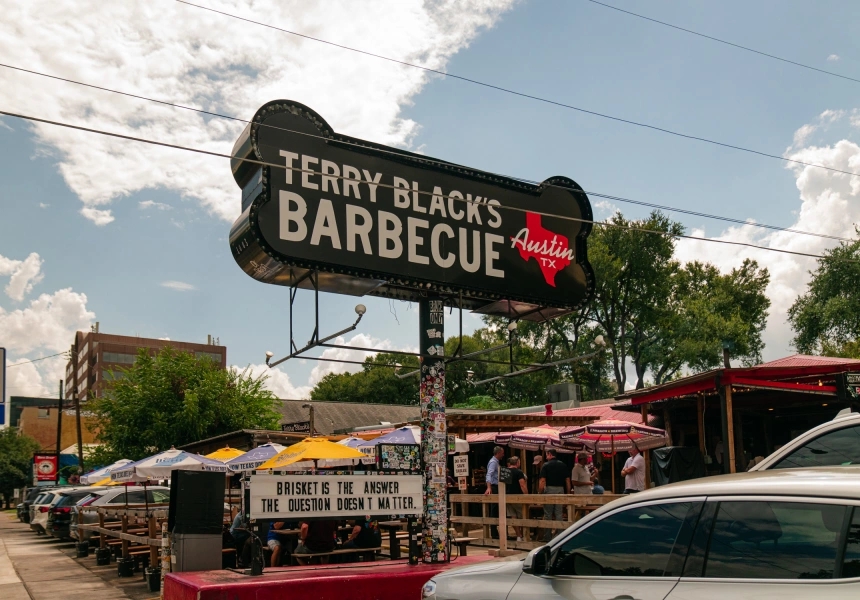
510, 212, 573, 287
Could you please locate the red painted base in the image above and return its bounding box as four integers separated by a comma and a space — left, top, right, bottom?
163, 556, 496, 600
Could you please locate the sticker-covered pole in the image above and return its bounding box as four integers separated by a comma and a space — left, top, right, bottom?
419, 297, 447, 563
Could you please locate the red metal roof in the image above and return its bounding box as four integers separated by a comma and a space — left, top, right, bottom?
525, 405, 649, 425
466, 431, 503, 443
756, 354, 860, 368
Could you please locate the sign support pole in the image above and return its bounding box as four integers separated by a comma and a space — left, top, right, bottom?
419, 297, 448, 563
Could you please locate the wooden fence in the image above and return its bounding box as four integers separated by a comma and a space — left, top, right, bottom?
450, 491, 623, 553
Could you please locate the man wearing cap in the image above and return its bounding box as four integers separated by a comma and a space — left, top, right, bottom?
570, 452, 593, 495
538, 448, 570, 541
531, 455, 544, 494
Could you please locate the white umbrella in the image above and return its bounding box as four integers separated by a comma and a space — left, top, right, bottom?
82, 459, 133, 484
360, 426, 470, 454
112, 448, 227, 482
225, 443, 285, 472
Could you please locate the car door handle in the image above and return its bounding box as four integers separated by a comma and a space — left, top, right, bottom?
609, 596, 637, 600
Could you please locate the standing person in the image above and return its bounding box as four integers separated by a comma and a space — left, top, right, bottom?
570, 453, 593, 495
505, 456, 528, 542
267, 521, 285, 567
620, 446, 646, 493
538, 448, 570, 542
531, 455, 544, 494
484, 446, 504, 539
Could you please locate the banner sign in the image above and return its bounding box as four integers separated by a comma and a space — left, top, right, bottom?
280, 421, 311, 433
34, 453, 58, 482
229, 100, 593, 319
453, 455, 469, 478
249, 474, 423, 519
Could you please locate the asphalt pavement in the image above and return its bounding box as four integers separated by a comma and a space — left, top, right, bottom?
0, 512, 153, 600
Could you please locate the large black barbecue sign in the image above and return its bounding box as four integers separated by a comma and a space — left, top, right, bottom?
229, 100, 594, 317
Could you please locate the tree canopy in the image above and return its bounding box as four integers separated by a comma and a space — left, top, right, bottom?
89, 347, 281, 462
789, 237, 860, 357
0, 428, 40, 508
309, 210, 772, 403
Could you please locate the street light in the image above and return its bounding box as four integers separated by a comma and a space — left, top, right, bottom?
264, 351, 274, 365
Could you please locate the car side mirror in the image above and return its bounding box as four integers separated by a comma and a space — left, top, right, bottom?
523, 545, 552, 575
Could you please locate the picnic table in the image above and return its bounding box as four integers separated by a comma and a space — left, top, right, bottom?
377, 521, 406, 559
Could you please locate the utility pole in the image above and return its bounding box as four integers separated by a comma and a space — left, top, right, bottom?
73, 341, 84, 471
302, 403, 315, 437
55, 380, 63, 483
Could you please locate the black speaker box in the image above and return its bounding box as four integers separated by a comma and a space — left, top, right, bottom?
168, 470, 225, 535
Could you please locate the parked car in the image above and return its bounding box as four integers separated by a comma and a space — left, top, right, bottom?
73, 486, 170, 542
422, 467, 860, 600
29, 491, 61, 534
750, 410, 860, 471
16, 503, 26, 522
47, 487, 108, 540
22, 486, 55, 523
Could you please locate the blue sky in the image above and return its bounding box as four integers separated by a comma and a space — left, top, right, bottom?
2, 0, 859, 402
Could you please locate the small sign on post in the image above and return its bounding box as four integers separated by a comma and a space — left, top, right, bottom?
453, 455, 469, 478
280, 421, 311, 433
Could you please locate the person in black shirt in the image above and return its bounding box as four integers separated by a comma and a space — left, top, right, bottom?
343, 517, 381, 550
505, 456, 528, 541
538, 448, 570, 542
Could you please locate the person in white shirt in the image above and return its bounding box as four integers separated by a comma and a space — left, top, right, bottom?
570, 453, 593, 495
620, 446, 646, 493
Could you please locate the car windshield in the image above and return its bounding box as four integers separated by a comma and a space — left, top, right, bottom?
772, 424, 860, 469
76, 494, 97, 506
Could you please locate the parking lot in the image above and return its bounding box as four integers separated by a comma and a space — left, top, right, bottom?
0, 511, 155, 600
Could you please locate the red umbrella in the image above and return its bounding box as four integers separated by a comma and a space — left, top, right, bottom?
558, 419, 668, 453
495, 425, 590, 453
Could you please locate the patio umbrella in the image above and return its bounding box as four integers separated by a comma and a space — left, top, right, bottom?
495, 425, 585, 453
81, 459, 133, 485
360, 426, 470, 454
225, 443, 285, 472
558, 420, 668, 453
112, 448, 228, 482
205, 446, 246, 462
257, 438, 366, 471
90, 477, 122, 486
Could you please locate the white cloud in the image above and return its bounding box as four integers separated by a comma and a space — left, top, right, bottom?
241, 363, 312, 400
0, 252, 44, 301
828, 54, 840, 62
0, 0, 516, 225
139, 200, 172, 210
79, 207, 114, 226
307, 332, 399, 385
161, 280, 196, 291
4, 359, 50, 404
39, 202, 50, 209
0, 288, 95, 355
675, 117, 860, 360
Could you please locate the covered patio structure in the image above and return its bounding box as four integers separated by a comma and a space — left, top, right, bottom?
617, 354, 860, 474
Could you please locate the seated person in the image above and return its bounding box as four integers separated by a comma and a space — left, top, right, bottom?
343, 517, 382, 551
229, 511, 251, 567
267, 521, 286, 567
294, 520, 338, 564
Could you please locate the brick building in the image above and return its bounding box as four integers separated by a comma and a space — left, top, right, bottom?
64, 328, 227, 401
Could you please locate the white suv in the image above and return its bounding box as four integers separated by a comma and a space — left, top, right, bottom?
423, 468, 860, 600
750, 410, 860, 471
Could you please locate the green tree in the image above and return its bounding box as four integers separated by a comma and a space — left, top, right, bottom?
310, 352, 420, 405
587, 211, 683, 390
643, 259, 770, 383
0, 428, 40, 508
789, 238, 860, 356
89, 347, 281, 461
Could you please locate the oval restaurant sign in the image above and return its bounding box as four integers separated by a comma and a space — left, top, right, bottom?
230, 100, 594, 318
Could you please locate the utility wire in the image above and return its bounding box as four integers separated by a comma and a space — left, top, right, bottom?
0, 107, 854, 264
0, 62, 851, 244
583, 0, 860, 85
175, 0, 860, 181
6, 352, 67, 368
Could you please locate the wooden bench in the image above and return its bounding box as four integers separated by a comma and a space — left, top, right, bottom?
128, 549, 150, 572
452, 537, 477, 556
291, 546, 381, 565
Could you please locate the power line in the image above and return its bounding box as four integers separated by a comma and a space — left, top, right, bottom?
6, 352, 68, 368
583, 0, 860, 85
174, 0, 860, 181
0, 62, 851, 244
0, 107, 854, 264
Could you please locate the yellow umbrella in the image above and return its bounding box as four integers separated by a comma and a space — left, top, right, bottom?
257, 438, 366, 470
91, 477, 121, 486
205, 446, 245, 462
